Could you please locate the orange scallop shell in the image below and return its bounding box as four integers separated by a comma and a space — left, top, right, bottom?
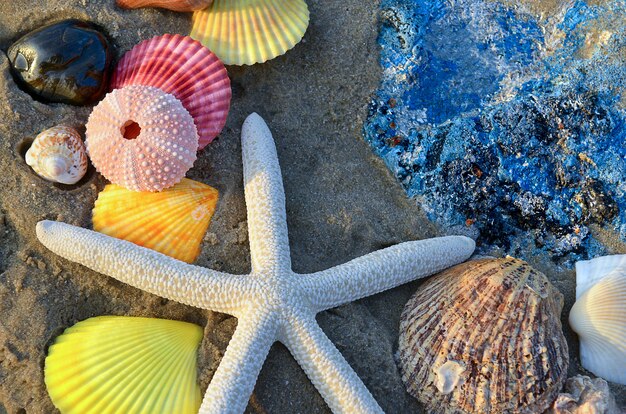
92, 178, 218, 263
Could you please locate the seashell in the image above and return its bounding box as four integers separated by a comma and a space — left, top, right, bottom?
117, 0, 212, 12
25, 125, 88, 185
551, 375, 620, 414
92, 178, 219, 263
570, 255, 626, 385
111, 34, 231, 149
398, 257, 569, 414
45, 316, 202, 414
190, 0, 310, 66
86, 85, 198, 192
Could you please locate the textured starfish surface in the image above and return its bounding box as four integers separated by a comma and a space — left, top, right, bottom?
36, 113, 475, 414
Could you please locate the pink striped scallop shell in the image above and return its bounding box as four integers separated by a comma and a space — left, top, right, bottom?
86, 85, 198, 192
111, 34, 231, 150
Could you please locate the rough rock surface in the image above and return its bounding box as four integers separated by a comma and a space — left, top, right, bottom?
0, 0, 624, 413
365, 0, 626, 264
552, 375, 621, 414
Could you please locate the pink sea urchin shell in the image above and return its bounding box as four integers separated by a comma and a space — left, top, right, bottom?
86, 85, 198, 192
111, 34, 231, 150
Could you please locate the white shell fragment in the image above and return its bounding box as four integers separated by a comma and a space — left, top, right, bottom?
434, 361, 465, 395
25, 125, 88, 185
571, 255, 626, 385
551, 375, 620, 414
399, 257, 569, 414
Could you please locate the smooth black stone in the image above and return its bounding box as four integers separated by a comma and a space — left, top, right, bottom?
7, 20, 112, 105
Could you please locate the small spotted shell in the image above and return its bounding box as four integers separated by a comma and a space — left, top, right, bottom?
398, 257, 569, 414
25, 126, 88, 185
86, 85, 198, 192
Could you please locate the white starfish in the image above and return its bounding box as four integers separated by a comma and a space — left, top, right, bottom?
36, 113, 475, 414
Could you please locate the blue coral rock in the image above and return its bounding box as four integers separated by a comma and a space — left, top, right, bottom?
364, 0, 626, 264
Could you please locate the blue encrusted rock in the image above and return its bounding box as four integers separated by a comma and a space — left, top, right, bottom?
8, 20, 112, 105
364, 0, 626, 263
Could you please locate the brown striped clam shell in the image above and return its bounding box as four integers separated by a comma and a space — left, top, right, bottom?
398, 257, 569, 414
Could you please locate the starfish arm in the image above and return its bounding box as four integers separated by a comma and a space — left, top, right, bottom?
36, 221, 249, 314
199, 311, 278, 414
281, 312, 384, 414
302, 236, 475, 312
241, 113, 292, 273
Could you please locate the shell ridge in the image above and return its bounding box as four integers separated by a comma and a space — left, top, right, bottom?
119, 338, 186, 413
126, 38, 153, 86
575, 255, 626, 298
461, 263, 524, 410
143, 36, 190, 89
45, 317, 202, 414
47, 326, 171, 411
256, 0, 280, 61
482, 271, 530, 410
271, 0, 296, 51
97, 331, 192, 413
82, 335, 176, 412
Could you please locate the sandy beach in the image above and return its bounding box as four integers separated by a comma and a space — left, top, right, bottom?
0, 0, 624, 412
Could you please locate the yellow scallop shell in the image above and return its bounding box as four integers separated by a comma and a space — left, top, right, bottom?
190, 0, 310, 65
45, 316, 203, 414
93, 178, 219, 263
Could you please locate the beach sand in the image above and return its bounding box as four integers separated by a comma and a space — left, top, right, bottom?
0, 0, 623, 412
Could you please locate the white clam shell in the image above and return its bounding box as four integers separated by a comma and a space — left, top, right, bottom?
571, 255, 626, 385
25, 126, 88, 185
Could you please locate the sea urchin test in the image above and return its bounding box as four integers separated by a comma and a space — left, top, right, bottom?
86, 85, 198, 192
